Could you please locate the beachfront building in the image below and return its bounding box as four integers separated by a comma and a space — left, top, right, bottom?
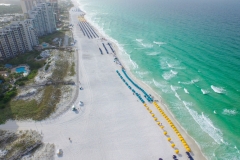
21, 0, 58, 24
0, 20, 39, 59
28, 2, 57, 36
0, 0, 57, 59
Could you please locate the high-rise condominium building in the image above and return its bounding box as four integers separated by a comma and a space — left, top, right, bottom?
29, 2, 57, 36
0, 20, 39, 59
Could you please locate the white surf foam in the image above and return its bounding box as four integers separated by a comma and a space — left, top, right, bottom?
211, 85, 226, 94
147, 52, 160, 56
153, 41, 166, 47
175, 92, 181, 100
222, 109, 238, 116
136, 39, 143, 42
160, 57, 185, 70
184, 88, 189, 94
183, 101, 224, 144
136, 39, 153, 48
152, 79, 172, 93
170, 85, 181, 91
162, 70, 178, 80
201, 89, 210, 95
178, 79, 199, 85
136, 71, 148, 75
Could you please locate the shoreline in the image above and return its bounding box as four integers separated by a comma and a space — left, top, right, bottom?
74, 0, 207, 159
0, 0, 207, 159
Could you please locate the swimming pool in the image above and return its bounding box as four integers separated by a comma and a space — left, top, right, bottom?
16, 67, 27, 73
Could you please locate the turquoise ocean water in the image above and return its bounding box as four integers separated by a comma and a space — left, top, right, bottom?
76, 0, 240, 159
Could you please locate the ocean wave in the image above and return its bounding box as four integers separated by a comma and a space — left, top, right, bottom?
175, 92, 181, 100
136, 39, 143, 42
152, 79, 172, 93
143, 80, 153, 85
160, 57, 184, 69
183, 102, 224, 144
136, 71, 149, 75
170, 85, 181, 91
184, 88, 189, 94
147, 52, 160, 56
211, 85, 226, 94
136, 39, 153, 48
153, 41, 166, 47
162, 70, 178, 80
222, 109, 238, 116
201, 89, 210, 95
178, 79, 199, 85
136, 71, 148, 78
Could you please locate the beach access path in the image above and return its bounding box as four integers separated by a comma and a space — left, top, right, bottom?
0, 3, 206, 160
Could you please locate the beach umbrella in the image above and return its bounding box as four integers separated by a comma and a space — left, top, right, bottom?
164, 131, 167, 135
175, 150, 179, 154
186, 148, 191, 152
154, 117, 158, 121
151, 114, 155, 117
160, 126, 164, 129
183, 142, 188, 146
171, 144, 175, 148
167, 138, 171, 141
157, 122, 160, 125
149, 110, 152, 113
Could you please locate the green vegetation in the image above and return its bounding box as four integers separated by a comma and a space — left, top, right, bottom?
0, 85, 61, 123
0, 51, 70, 124
70, 62, 75, 76
39, 30, 66, 44
3, 51, 43, 70
45, 64, 50, 71
0, 51, 44, 110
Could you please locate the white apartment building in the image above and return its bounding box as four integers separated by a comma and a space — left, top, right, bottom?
28, 2, 56, 36
0, 0, 57, 59
0, 20, 39, 59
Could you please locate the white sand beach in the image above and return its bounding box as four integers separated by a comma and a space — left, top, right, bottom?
0, 1, 206, 159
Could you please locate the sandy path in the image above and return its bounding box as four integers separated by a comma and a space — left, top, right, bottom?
0, 3, 206, 160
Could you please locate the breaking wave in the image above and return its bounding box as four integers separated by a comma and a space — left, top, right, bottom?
153, 41, 166, 47
183, 101, 224, 144
162, 70, 178, 80
147, 52, 160, 56
222, 109, 238, 116
184, 88, 189, 94
136, 39, 153, 48
211, 85, 226, 94
178, 79, 199, 84
201, 89, 210, 95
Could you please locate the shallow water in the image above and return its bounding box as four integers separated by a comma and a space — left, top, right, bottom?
76, 0, 240, 159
